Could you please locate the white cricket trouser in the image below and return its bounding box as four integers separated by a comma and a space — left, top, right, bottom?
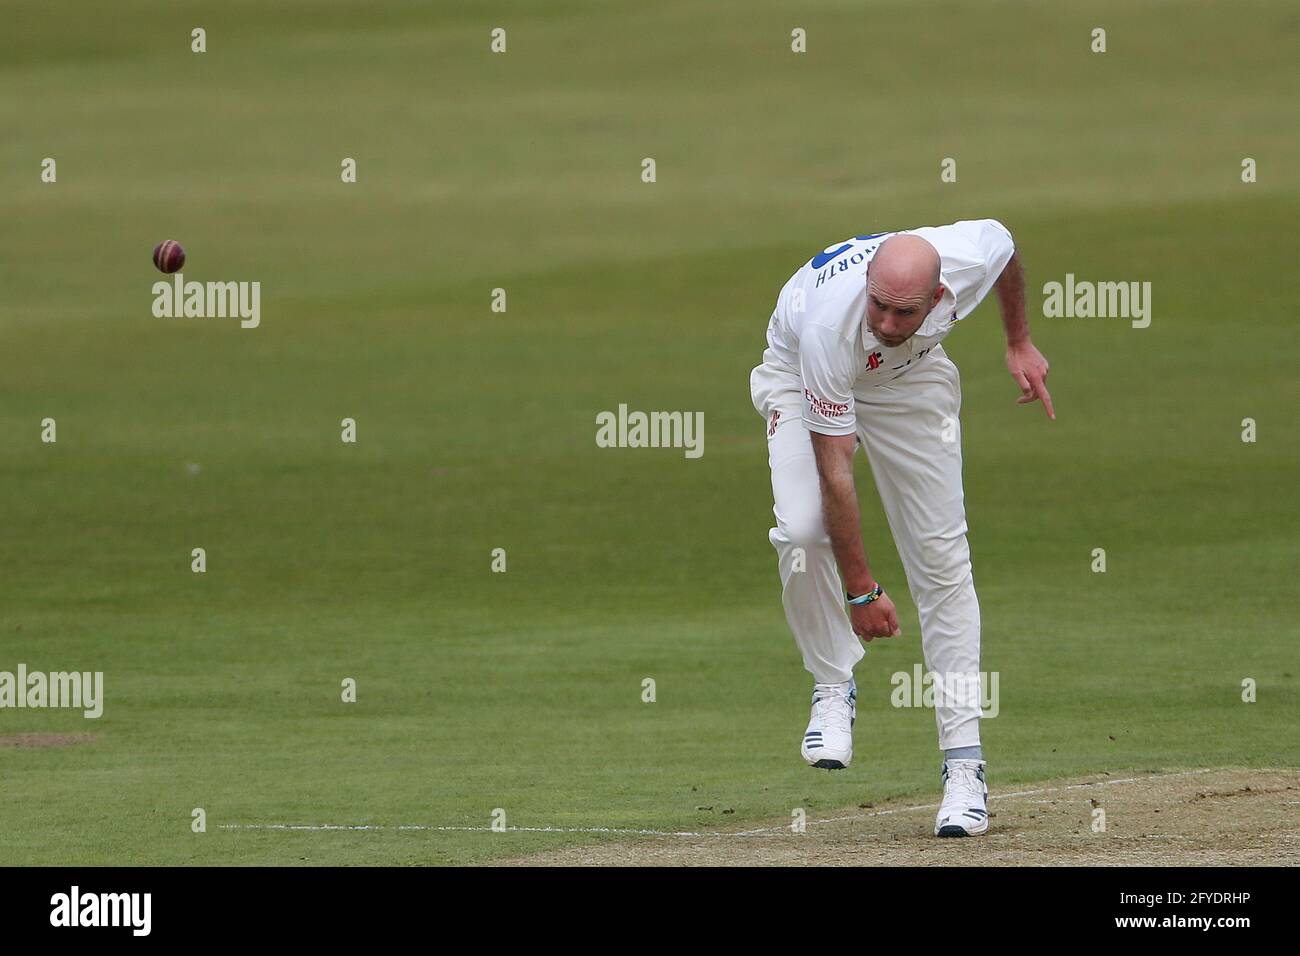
751, 345, 982, 750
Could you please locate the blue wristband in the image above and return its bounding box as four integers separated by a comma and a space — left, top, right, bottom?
847, 584, 883, 606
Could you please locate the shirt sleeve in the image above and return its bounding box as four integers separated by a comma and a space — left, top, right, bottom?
799, 323, 858, 436
942, 219, 1016, 318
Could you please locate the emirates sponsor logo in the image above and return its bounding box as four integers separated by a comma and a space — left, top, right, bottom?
804, 389, 849, 419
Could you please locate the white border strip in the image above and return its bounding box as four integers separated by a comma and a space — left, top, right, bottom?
220, 768, 1228, 837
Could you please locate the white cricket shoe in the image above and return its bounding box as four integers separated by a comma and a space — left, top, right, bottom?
800, 680, 856, 769
934, 758, 989, 837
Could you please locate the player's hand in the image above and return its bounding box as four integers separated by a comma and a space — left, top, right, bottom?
1006, 341, 1055, 420
851, 592, 901, 642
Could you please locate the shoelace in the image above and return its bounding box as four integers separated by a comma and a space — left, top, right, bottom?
945, 764, 985, 804
811, 691, 853, 735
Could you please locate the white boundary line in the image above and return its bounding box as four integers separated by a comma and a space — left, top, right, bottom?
219, 768, 1233, 837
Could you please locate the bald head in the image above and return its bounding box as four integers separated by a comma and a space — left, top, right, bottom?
871, 234, 941, 299
865, 234, 944, 347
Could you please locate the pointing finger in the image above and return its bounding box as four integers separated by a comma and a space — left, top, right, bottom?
1037, 380, 1056, 420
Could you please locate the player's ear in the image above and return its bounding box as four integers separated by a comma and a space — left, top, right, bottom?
931, 284, 945, 308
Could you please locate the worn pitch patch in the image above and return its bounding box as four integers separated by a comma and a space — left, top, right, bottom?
0, 733, 97, 749
490, 767, 1300, 867
215, 767, 1300, 867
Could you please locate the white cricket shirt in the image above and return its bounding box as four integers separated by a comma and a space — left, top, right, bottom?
755, 219, 1015, 435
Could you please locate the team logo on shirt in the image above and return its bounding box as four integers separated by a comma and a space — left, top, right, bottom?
866, 345, 938, 374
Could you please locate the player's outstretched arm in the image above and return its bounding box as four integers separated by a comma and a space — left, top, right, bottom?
809, 432, 901, 641
996, 250, 1056, 420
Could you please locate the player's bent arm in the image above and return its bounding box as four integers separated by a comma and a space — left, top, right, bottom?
809, 431, 876, 597
995, 251, 1029, 346
996, 250, 1057, 420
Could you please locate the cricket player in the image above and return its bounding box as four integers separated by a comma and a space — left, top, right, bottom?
749, 220, 1053, 837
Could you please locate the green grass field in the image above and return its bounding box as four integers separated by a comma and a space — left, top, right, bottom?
2, 0, 1297, 865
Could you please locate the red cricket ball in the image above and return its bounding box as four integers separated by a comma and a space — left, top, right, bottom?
153, 240, 186, 274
